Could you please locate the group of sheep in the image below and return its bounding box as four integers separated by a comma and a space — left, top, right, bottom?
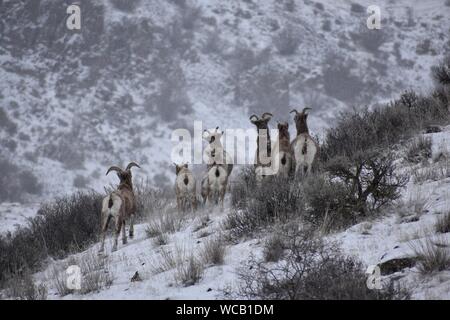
174, 107, 319, 212
99, 107, 318, 253
252, 107, 319, 180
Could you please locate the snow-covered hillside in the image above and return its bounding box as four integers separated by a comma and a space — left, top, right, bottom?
1, 0, 449, 201
6, 126, 443, 300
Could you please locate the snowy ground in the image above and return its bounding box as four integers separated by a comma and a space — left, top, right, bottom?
1, 126, 449, 300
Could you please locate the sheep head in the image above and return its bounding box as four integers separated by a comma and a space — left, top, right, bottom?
249, 112, 273, 131
290, 107, 311, 135
203, 126, 223, 144
106, 162, 140, 189
277, 122, 290, 139
174, 163, 188, 175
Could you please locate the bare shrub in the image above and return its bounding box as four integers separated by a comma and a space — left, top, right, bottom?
239, 63, 289, 115
153, 233, 169, 246
273, 24, 300, 55
263, 233, 285, 262
405, 136, 432, 163
151, 247, 177, 274
326, 151, 408, 214
435, 212, 450, 234
110, 0, 141, 12
411, 161, 450, 184
302, 173, 355, 232
410, 237, 450, 274
193, 214, 211, 233
350, 3, 364, 13
79, 253, 114, 294
181, 5, 202, 30
350, 26, 388, 53
0, 107, 17, 135
237, 228, 410, 300
145, 211, 184, 238
175, 253, 204, 287
431, 54, 450, 86
134, 179, 170, 220
0, 157, 42, 202
226, 171, 304, 240
0, 192, 102, 287
201, 237, 226, 266
321, 90, 448, 161
5, 271, 47, 300
396, 191, 428, 222
50, 253, 113, 296
416, 39, 436, 55
51, 265, 73, 297
41, 139, 86, 169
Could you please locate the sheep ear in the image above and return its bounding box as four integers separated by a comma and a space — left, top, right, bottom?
202, 130, 210, 140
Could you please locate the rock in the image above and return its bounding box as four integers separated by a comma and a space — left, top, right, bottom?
425, 125, 441, 133
400, 215, 420, 223
378, 257, 416, 275
131, 271, 142, 282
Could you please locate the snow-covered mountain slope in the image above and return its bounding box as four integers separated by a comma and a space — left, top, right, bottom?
14, 126, 448, 300
0, 202, 40, 235
1, 0, 449, 201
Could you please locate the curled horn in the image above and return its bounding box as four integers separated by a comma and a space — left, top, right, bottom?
126, 162, 141, 171
302, 107, 312, 113
261, 112, 273, 119
249, 114, 259, 121
106, 166, 123, 176
290, 109, 299, 115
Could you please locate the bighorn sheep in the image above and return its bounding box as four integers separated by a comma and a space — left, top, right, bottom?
174, 163, 197, 213
290, 107, 319, 175
99, 162, 140, 253
250, 112, 273, 181
272, 122, 295, 178
201, 162, 228, 208
203, 126, 233, 177
202, 127, 233, 206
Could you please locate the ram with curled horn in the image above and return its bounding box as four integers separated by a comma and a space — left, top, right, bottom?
290, 107, 319, 175
99, 162, 141, 253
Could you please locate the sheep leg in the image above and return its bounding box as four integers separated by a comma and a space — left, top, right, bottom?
99, 214, 111, 253
129, 214, 134, 239
122, 220, 127, 245
219, 187, 226, 210
176, 196, 181, 214
192, 196, 197, 213
112, 218, 122, 251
